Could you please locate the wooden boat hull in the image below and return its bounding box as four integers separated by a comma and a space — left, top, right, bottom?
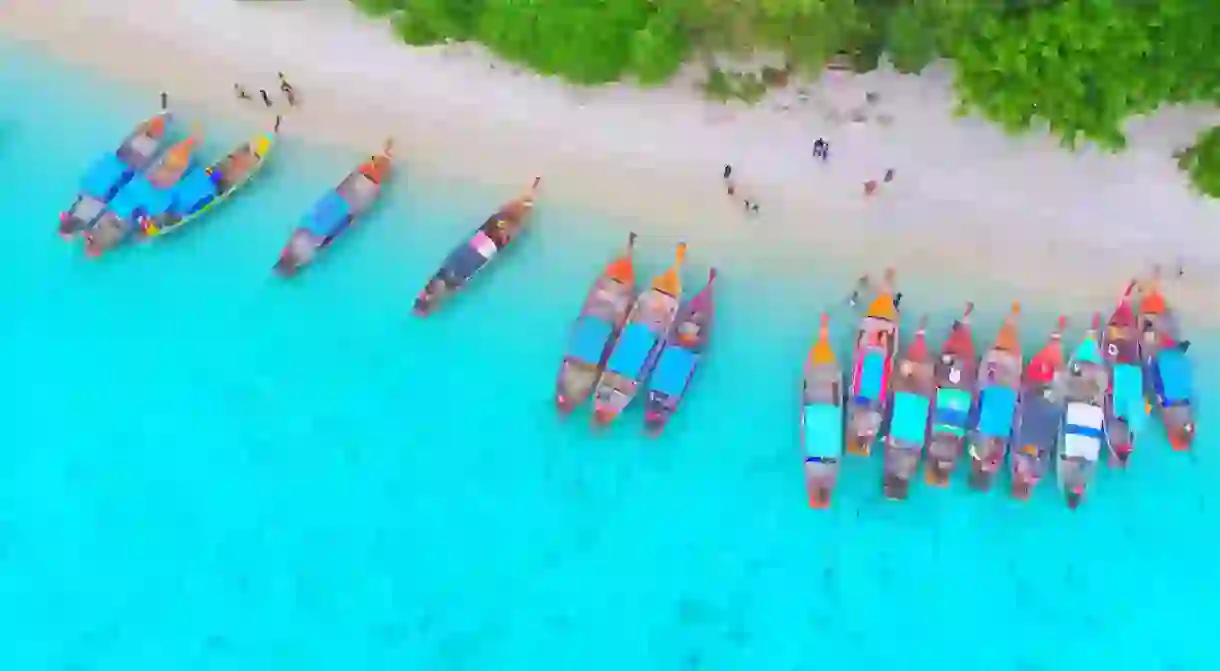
801, 390, 845, 509
591, 289, 678, 426
274, 151, 390, 277
643, 269, 715, 434
847, 336, 898, 455
1058, 331, 1108, 509
143, 129, 277, 238
883, 391, 931, 500
59, 110, 173, 239
968, 379, 1020, 490
414, 178, 540, 316
1010, 391, 1060, 500
555, 277, 636, 414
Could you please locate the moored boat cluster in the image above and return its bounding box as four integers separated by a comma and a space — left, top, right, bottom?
803, 271, 1197, 510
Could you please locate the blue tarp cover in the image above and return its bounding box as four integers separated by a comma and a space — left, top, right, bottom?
109, 177, 152, 220
606, 323, 656, 378
173, 167, 217, 215
1065, 423, 1104, 439
1155, 349, 1192, 404
934, 388, 971, 435
80, 153, 131, 199
650, 346, 696, 397
1112, 363, 1146, 426
856, 351, 885, 402
978, 386, 1018, 438
890, 392, 930, 444
567, 316, 613, 366
803, 404, 844, 459
305, 191, 352, 238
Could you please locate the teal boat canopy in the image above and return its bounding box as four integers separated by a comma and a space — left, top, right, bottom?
607, 323, 657, 379
934, 388, 972, 436
1072, 337, 1103, 366
977, 386, 1018, 438
80, 153, 131, 198
650, 346, 696, 397
567, 316, 613, 366
1112, 363, 1146, 426
804, 404, 844, 459
856, 351, 886, 403
890, 392, 930, 445
1155, 349, 1192, 404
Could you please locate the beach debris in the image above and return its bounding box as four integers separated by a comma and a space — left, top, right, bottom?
278, 72, 297, 107
877, 113, 894, 126
850, 109, 868, 124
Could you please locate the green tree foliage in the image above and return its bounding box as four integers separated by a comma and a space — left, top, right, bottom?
946, 1, 1220, 150
353, 0, 1220, 194
1180, 126, 1220, 198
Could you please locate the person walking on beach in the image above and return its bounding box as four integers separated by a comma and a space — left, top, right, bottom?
723, 164, 736, 196
234, 83, 251, 101
884, 168, 895, 183
813, 138, 828, 161
847, 274, 870, 307
259, 89, 273, 108
278, 72, 297, 107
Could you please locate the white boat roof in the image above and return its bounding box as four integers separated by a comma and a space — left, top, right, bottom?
1066, 402, 1103, 428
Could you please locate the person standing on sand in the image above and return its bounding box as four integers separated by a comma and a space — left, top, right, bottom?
813, 138, 829, 161
259, 89, 273, 108
278, 72, 297, 107
723, 164, 736, 196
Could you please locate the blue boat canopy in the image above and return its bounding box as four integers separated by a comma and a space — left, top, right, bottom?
1155, 349, 1192, 405
856, 351, 885, 403
80, 153, 132, 199
803, 404, 844, 459
890, 392, 930, 445
934, 388, 971, 435
650, 346, 697, 397
1112, 363, 1146, 426
567, 316, 613, 366
109, 177, 152, 220
173, 166, 218, 215
305, 191, 352, 238
977, 386, 1018, 438
606, 323, 656, 378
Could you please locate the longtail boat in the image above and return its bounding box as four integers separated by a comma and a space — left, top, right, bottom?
1058, 315, 1108, 510
1138, 276, 1196, 451
142, 117, 280, 238
1010, 316, 1066, 501
413, 177, 542, 316
590, 243, 687, 426
84, 128, 202, 258
925, 302, 977, 486
801, 313, 846, 508
883, 315, 933, 500
1102, 281, 1148, 466
554, 233, 639, 415
644, 268, 716, 434
59, 104, 173, 239
273, 139, 393, 277
846, 270, 899, 456
967, 302, 1023, 491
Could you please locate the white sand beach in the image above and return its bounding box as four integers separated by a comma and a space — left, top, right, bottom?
4, 0, 1219, 322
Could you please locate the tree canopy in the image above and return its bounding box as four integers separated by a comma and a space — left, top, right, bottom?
353, 0, 1220, 195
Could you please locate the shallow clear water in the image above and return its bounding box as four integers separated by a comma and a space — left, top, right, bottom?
1, 40, 1217, 670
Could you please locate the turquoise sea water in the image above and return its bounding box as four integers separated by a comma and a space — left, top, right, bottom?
2, 40, 1217, 670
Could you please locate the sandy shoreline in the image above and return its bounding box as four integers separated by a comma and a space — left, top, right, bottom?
4, 0, 1219, 325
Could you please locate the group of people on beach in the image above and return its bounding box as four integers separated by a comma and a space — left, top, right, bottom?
234, 72, 297, 109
